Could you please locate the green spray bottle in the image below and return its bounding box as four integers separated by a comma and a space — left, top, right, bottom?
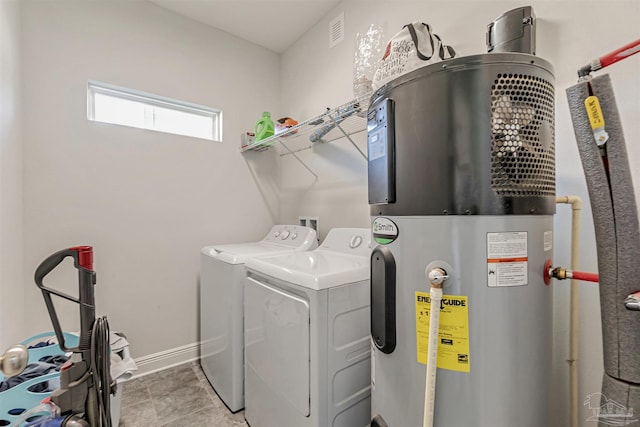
254, 112, 275, 141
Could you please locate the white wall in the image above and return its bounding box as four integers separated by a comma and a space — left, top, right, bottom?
280, 1, 640, 426
0, 0, 24, 348
20, 0, 280, 372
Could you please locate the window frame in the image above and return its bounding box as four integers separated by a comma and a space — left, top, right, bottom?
87, 80, 222, 142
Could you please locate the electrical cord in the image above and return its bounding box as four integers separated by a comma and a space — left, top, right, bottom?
90, 316, 113, 427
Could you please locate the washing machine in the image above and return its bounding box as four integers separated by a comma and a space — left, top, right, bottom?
243, 228, 372, 427
200, 225, 318, 412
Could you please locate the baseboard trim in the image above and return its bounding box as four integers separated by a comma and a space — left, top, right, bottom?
133, 342, 200, 378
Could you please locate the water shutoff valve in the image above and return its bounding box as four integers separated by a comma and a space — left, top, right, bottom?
427, 268, 448, 288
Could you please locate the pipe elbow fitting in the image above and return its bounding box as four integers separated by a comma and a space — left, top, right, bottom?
427, 268, 448, 289
552, 267, 568, 280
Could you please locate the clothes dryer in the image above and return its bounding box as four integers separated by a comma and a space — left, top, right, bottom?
244, 228, 371, 427
200, 225, 317, 412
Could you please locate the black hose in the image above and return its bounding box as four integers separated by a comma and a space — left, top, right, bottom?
90, 316, 113, 427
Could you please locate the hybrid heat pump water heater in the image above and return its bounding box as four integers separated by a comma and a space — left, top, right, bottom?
368, 10, 555, 427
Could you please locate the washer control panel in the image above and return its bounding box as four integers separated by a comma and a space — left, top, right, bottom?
264, 225, 317, 248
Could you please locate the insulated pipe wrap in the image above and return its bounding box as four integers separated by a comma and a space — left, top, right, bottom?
566, 77, 618, 377
566, 74, 640, 384
601, 374, 640, 418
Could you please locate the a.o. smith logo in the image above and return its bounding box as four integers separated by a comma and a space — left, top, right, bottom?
373, 217, 398, 245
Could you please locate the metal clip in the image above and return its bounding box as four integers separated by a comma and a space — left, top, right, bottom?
624, 291, 640, 311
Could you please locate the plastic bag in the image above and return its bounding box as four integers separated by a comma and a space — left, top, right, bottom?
353, 24, 386, 98
372, 22, 455, 90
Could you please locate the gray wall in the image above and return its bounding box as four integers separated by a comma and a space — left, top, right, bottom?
0, 0, 24, 348
278, 1, 640, 426
19, 0, 281, 373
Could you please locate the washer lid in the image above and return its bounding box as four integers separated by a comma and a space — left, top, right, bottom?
201, 224, 318, 265
202, 242, 295, 265
246, 249, 370, 290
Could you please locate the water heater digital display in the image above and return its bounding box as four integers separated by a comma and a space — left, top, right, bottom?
368, 98, 395, 205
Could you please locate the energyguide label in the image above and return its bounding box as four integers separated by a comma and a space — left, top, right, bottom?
415, 292, 470, 373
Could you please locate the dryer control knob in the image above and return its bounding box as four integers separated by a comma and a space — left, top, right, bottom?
350, 235, 363, 248
281, 231, 290, 240
291, 233, 298, 240
274, 231, 281, 237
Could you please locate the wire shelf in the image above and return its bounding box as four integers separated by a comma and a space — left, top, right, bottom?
240, 95, 370, 155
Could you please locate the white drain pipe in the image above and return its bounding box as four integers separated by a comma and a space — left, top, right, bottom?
423, 268, 448, 427
556, 195, 583, 427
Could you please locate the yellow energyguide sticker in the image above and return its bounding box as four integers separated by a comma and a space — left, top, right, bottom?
415, 292, 470, 372
585, 95, 605, 130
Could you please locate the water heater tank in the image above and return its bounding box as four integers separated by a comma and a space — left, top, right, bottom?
368, 53, 555, 427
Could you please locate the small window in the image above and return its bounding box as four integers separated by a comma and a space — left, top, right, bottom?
87, 81, 222, 141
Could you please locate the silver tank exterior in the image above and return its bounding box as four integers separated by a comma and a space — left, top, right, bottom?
368, 53, 555, 426
370, 216, 553, 426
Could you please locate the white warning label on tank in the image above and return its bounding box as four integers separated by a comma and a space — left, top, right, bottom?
544, 231, 553, 252
487, 231, 528, 287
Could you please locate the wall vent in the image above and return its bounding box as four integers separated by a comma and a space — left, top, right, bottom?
329, 12, 345, 48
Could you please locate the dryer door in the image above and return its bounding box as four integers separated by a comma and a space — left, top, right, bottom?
245, 277, 311, 416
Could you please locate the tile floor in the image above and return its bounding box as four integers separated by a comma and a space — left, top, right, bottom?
119, 362, 248, 427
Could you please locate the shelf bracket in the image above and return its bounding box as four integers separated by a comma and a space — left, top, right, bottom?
278, 139, 318, 180
327, 111, 368, 160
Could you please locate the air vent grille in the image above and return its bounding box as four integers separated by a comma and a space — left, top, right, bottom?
490, 73, 555, 197
329, 12, 345, 48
